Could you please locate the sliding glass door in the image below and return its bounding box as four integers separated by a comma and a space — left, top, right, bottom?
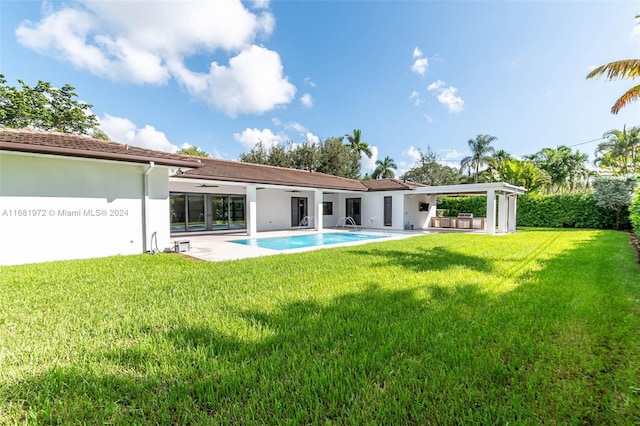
170, 193, 246, 233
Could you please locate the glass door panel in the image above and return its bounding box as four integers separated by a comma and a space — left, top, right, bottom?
187, 194, 206, 231
212, 196, 229, 230
229, 196, 246, 229
170, 193, 186, 232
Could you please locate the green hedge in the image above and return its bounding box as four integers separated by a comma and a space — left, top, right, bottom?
438, 193, 629, 229
630, 180, 640, 236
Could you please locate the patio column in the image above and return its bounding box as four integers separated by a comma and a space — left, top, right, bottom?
508, 195, 517, 232
314, 189, 323, 232
485, 189, 496, 235
247, 184, 257, 236
497, 192, 507, 233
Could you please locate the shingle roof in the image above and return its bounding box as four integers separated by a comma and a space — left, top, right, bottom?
361, 178, 427, 191
0, 128, 203, 168
182, 158, 369, 191
0, 128, 423, 192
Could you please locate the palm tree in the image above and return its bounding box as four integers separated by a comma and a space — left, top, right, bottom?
496, 158, 550, 193
372, 156, 397, 179
594, 125, 640, 175
586, 15, 640, 114
527, 146, 590, 194
344, 129, 373, 158
459, 134, 497, 183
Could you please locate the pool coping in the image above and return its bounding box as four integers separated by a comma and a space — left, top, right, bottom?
171, 229, 425, 262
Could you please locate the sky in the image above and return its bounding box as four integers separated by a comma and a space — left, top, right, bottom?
1, 0, 639, 176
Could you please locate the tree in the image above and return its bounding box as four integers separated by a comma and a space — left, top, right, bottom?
372, 156, 397, 179
344, 129, 373, 158
0, 75, 98, 135
593, 175, 638, 229
526, 146, 590, 194
402, 146, 463, 185
239, 142, 269, 164
177, 145, 210, 158
318, 137, 360, 179
92, 129, 110, 141
267, 144, 291, 168
289, 141, 320, 171
586, 15, 640, 114
460, 134, 497, 183
494, 159, 549, 193
594, 126, 640, 175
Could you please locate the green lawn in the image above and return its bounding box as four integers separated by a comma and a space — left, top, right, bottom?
1, 229, 639, 424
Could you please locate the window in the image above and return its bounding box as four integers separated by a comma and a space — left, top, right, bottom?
323, 201, 333, 216
384, 196, 392, 226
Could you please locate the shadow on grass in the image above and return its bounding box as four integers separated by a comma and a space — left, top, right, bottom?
3, 231, 639, 424
348, 245, 493, 273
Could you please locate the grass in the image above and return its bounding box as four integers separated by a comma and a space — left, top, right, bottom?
1, 229, 639, 424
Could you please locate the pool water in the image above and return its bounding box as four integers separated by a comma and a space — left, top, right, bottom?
231, 232, 389, 251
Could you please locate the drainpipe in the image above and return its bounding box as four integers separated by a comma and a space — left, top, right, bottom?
143, 162, 155, 252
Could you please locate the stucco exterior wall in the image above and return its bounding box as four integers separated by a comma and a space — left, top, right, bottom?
0, 152, 170, 265
404, 194, 437, 229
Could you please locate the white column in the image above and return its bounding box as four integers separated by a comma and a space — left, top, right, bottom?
508, 195, 517, 232
497, 193, 507, 233
247, 184, 257, 236
486, 189, 496, 235
314, 189, 323, 231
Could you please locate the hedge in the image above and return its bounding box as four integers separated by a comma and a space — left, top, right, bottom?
437, 193, 629, 230
630, 179, 640, 236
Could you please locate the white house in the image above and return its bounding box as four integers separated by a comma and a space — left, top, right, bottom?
0, 129, 525, 265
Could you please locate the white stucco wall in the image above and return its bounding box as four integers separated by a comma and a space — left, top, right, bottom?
404, 194, 437, 229
255, 188, 318, 231
0, 152, 170, 265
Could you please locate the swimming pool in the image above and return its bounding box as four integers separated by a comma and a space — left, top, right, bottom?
231, 232, 389, 251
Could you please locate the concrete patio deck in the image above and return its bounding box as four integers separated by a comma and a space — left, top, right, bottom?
169, 227, 489, 262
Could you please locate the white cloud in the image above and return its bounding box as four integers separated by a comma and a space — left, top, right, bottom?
441, 149, 464, 160
428, 80, 464, 113
16, 0, 294, 116
306, 133, 320, 144
99, 114, 178, 152
423, 114, 434, 123
252, 0, 270, 9
233, 128, 285, 150
300, 93, 313, 108
304, 77, 316, 87
409, 90, 423, 106
402, 146, 422, 164
411, 47, 428, 75
427, 80, 445, 91
284, 121, 307, 133
170, 45, 296, 116
361, 146, 379, 172
411, 58, 428, 75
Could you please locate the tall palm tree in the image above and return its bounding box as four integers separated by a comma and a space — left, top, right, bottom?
344, 129, 373, 158
372, 156, 397, 179
586, 15, 640, 114
459, 134, 497, 183
594, 125, 640, 175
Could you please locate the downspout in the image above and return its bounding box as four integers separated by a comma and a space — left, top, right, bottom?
143, 162, 155, 253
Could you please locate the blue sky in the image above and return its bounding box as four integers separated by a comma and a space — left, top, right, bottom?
1, 0, 639, 176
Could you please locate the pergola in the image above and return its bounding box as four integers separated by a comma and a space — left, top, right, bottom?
411, 182, 527, 235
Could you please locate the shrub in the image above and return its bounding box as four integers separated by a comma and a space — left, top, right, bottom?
630, 177, 640, 236
438, 193, 628, 229
593, 175, 638, 230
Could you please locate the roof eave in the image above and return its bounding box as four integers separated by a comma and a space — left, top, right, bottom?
0, 141, 203, 168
